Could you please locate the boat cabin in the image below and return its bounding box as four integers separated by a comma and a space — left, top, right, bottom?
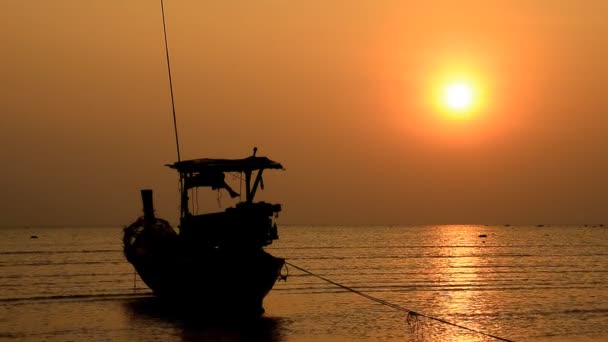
166, 153, 284, 249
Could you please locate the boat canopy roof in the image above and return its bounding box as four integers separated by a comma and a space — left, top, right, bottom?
167, 156, 284, 174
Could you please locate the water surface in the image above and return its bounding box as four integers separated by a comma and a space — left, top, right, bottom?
1, 225, 607, 341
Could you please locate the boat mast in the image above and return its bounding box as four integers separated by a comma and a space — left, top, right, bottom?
160, 0, 187, 221
160, 0, 181, 163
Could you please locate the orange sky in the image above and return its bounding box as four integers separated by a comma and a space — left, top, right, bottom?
2, 1, 607, 226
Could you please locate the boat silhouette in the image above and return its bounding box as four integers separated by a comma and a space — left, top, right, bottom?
123, 150, 285, 316
123, 2, 284, 316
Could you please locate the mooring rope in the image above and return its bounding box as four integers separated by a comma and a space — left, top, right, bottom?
285, 262, 514, 342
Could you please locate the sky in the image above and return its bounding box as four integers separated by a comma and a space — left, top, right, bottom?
2, 0, 607, 226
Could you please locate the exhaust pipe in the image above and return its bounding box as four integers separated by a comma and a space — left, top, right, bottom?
141, 189, 155, 221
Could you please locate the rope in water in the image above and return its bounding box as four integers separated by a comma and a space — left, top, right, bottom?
285, 262, 514, 342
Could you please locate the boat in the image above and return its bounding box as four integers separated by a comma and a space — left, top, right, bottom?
123, 149, 285, 315
122, 2, 285, 316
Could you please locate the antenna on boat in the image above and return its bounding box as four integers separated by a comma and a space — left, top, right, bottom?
160, 0, 181, 162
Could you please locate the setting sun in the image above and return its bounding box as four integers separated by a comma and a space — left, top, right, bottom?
425, 66, 487, 123
444, 82, 474, 111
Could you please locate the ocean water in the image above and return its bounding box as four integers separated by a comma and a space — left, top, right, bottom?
1, 225, 607, 341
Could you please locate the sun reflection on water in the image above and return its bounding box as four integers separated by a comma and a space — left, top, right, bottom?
425, 225, 506, 342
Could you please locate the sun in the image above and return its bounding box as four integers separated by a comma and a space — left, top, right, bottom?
443, 82, 474, 112
425, 67, 487, 123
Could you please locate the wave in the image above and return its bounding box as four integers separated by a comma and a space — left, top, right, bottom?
0, 271, 134, 280
0, 249, 121, 255
293, 269, 608, 277
269, 244, 608, 249
0, 260, 126, 268
285, 253, 608, 260
446, 307, 608, 319
273, 284, 603, 294
0, 292, 153, 304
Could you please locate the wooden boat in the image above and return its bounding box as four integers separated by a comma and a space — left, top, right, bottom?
122, 3, 285, 316
123, 150, 285, 316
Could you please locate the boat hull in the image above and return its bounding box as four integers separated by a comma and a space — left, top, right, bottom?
123, 218, 284, 316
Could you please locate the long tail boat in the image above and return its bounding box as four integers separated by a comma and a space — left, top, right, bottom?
123, 149, 285, 316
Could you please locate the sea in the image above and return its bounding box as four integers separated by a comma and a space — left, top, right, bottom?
1, 225, 607, 341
